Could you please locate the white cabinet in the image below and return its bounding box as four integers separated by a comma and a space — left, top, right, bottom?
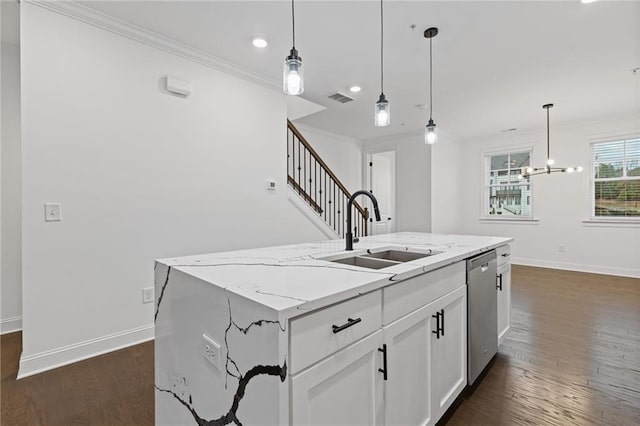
290, 290, 382, 374
291, 330, 384, 426
430, 285, 467, 420
497, 263, 511, 345
383, 303, 434, 426
382, 285, 467, 426
290, 262, 470, 426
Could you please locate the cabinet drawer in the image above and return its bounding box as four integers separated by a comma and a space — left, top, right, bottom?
290, 290, 382, 374
383, 262, 465, 325
497, 245, 511, 267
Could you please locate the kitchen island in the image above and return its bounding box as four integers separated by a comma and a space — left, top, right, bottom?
154, 232, 513, 425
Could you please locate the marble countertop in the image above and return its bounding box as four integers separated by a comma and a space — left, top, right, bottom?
156, 232, 513, 317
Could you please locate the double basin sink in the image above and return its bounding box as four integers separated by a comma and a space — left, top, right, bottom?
324, 248, 442, 270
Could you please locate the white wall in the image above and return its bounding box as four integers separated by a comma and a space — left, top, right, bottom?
19, 2, 326, 377
430, 133, 463, 234
459, 116, 640, 277
1, 38, 22, 333
293, 123, 363, 193
364, 132, 431, 232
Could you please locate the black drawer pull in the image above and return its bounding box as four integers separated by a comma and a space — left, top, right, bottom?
501, 253, 510, 257
497, 273, 503, 291
332, 317, 362, 334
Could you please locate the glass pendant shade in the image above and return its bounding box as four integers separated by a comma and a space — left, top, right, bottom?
425, 119, 437, 144
374, 94, 390, 127
283, 48, 304, 95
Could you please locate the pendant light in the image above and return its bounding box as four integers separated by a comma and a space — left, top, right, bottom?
374, 0, 390, 127
519, 104, 582, 178
283, 0, 303, 95
424, 27, 438, 144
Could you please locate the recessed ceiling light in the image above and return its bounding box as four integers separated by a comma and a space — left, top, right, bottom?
349, 86, 362, 93
252, 37, 268, 48
580, 0, 597, 3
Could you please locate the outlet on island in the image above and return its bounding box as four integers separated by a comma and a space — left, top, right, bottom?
202, 333, 221, 371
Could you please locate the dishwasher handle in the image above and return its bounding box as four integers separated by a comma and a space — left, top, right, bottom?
468, 250, 497, 272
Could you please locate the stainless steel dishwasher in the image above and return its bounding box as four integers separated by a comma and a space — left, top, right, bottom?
466, 250, 498, 386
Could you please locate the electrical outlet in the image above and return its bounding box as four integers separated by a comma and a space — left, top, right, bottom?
202, 334, 221, 371
142, 287, 154, 304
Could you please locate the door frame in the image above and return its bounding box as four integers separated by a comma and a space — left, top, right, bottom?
363, 149, 398, 234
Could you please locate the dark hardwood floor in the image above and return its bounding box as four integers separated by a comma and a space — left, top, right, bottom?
445, 266, 640, 426
1, 333, 154, 425
1, 265, 639, 425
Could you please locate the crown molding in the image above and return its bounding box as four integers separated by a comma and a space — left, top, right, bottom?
24, 0, 281, 92
461, 112, 640, 145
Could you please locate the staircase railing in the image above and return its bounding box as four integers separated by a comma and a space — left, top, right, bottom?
287, 120, 369, 239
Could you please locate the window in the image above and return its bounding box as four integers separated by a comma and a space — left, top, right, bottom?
592, 137, 640, 218
485, 150, 532, 218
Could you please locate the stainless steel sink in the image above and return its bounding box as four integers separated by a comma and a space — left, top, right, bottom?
362, 249, 440, 263
331, 256, 398, 270
326, 248, 441, 270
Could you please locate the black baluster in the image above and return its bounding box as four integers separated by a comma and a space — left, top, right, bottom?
297, 137, 301, 193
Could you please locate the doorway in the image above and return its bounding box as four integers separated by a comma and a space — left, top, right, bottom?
366, 151, 396, 235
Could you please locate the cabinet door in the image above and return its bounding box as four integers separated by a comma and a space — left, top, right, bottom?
497, 263, 512, 345
291, 330, 384, 426
383, 304, 434, 426
431, 285, 467, 420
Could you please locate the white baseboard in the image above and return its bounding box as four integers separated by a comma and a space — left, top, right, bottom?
288, 187, 340, 240
17, 323, 154, 379
511, 257, 640, 279
1, 316, 23, 335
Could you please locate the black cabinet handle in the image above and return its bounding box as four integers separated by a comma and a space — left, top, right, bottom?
501, 253, 510, 257
497, 273, 503, 291
440, 309, 445, 337
432, 312, 441, 339
378, 344, 388, 380
332, 317, 362, 334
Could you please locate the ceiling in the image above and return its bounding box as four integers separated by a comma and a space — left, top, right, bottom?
68, 2, 640, 141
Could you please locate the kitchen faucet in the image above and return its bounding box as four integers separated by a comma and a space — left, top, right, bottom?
345, 190, 382, 251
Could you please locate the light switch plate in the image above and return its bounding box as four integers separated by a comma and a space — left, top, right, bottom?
44, 203, 62, 222
142, 287, 154, 304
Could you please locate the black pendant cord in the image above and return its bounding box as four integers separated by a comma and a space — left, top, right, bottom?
429, 37, 433, 120
291, 0, 296, 49
546, 106, 551, 164
380, 0, 384, 94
